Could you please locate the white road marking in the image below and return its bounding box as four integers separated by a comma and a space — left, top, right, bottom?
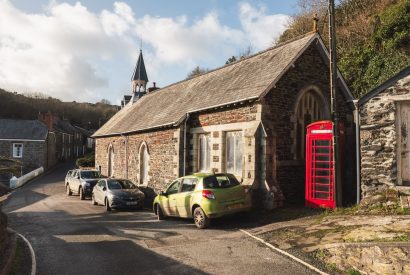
240, 229, 328, 275
8, 228, 36, 275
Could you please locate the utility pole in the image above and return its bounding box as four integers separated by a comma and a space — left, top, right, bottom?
328, 0, 342, 207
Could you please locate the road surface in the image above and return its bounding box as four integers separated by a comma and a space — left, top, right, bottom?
2, 162, 317, 275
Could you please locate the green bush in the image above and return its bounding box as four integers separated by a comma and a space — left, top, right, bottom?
75, 153, 95, 168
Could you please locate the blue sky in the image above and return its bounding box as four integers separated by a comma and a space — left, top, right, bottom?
1, 0, 299, 104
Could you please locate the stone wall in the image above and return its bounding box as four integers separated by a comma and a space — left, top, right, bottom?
261, 43, 355, 204
325, 242, 410, 274
0, 140, 47, 174
95, 127, 180, 193
190, 103, 259, 128
360, 75, 410, 197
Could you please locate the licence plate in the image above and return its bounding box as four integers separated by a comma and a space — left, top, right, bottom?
228, 203, 242, 210
126, 201, 138, 206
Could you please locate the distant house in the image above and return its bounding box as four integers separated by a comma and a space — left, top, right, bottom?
38, 112, 86, 160
93, 33, 357, 208
358, 66, 410, 196
0, 119, 57, 174
74, 126, 95, 154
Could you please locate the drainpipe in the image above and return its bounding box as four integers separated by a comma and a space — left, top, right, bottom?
121, 134, 129, 179
183, 113, 190, 176
353, 100, 361, 204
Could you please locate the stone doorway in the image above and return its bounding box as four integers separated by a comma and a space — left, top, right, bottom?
398, 101, 410, 185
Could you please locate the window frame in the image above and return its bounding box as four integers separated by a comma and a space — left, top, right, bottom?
198, 133, 211, 172
181, 178, 198, 193
12, 143, 23, 158
225, 131, 243, 176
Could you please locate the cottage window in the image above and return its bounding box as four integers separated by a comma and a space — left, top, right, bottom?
139, 143, 149, 184
198, 134, 211, 172
226, 131, 243, 176
12, 143, 23, 158
295, 90, 326, 160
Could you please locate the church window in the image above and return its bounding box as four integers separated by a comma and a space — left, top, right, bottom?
226, 131, 243, 176
139, 142, 149, 184
198, 134, 211, 172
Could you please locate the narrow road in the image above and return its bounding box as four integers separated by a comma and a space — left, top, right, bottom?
2, 162, 317, 275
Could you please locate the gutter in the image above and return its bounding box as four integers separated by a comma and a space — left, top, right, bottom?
353, 100, 361, 204
183, 113, 190, 176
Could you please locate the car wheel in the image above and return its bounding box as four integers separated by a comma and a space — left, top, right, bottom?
156, 204, 165, 220
105, 198, 111, 211
193, 207, 210, 229
66, 185, 72, 196
92, 194, 97, 205
79, 187, 85, 200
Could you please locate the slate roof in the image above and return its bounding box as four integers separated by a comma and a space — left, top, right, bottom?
94, 33, 351, 138
73, 126, 94, 137
0, 119, 48, 140
132, 50, 149, 82
359, 66, 410, 106
53, 120, 78, 135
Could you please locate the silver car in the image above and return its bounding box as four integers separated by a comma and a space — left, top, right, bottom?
92, 179, 145, 211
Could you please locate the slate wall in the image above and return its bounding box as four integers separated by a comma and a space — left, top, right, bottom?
360, 75, 410, 197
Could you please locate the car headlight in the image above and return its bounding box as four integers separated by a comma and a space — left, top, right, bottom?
84, 182, 90, 187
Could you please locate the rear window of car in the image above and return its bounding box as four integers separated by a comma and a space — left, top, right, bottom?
107, 179, 137, 190
80, 171, 101, 179
203, 174, 240, 189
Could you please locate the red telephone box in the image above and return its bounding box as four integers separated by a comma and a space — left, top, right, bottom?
305, 120, 335, 209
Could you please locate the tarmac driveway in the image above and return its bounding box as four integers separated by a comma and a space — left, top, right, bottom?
2, 162, 318, 275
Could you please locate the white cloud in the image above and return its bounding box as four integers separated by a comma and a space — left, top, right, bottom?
134, 13, 244, 66
0, 1, 290, 104
239, 3, 291, 50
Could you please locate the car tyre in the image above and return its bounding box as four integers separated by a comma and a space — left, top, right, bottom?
193, 207, 210, 229
92, 194, 97, 205
79, 187, 85, 200
105, 198, 111, 211
156, 204, 165, 220
66, 185, 72, 196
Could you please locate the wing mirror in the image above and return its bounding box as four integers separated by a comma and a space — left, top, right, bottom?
103, 187, 107, 191
160, 191, 167, 196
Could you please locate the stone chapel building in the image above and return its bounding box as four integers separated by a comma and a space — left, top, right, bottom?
93, 33, 356, 208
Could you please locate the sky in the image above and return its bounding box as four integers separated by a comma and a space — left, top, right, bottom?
0, 0, 299, 104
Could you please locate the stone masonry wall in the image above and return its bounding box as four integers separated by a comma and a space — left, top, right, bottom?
190, 103, 259, 128
95, 127, 180, 193
360, 75, 410, 197
262, 43, 354, 205
325, 242, 410, 274
0, 140, 47, 174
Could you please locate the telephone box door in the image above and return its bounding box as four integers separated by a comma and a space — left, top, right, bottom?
305, 121, 335, 209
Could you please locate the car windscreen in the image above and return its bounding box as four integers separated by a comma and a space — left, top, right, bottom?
203, 174, 240, 189
107, 179, 137, 190
80, 171, 101, 179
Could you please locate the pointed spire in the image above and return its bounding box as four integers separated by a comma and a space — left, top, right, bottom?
131, 50, 148, 83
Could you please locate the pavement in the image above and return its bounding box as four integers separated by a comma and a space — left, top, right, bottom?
1, 161, 319, 275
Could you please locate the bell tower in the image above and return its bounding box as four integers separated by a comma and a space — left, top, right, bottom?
131, 49, 149, 102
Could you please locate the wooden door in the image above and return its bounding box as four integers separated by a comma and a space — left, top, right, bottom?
399, 102, 410, 183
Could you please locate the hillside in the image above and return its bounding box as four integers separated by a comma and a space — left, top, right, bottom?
278, 0, 410, 98
0, 89, 118, 129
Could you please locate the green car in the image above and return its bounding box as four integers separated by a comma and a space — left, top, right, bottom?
153, 173, 252, 229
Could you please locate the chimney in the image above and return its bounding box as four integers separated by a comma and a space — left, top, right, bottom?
148, 82, 160, 93
37, 111, 54, 130
313, 13, 319, 33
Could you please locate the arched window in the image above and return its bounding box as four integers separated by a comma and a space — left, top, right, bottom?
139, 142, 149, 185
107, 145, 114, 177
294, 88, 328, 160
